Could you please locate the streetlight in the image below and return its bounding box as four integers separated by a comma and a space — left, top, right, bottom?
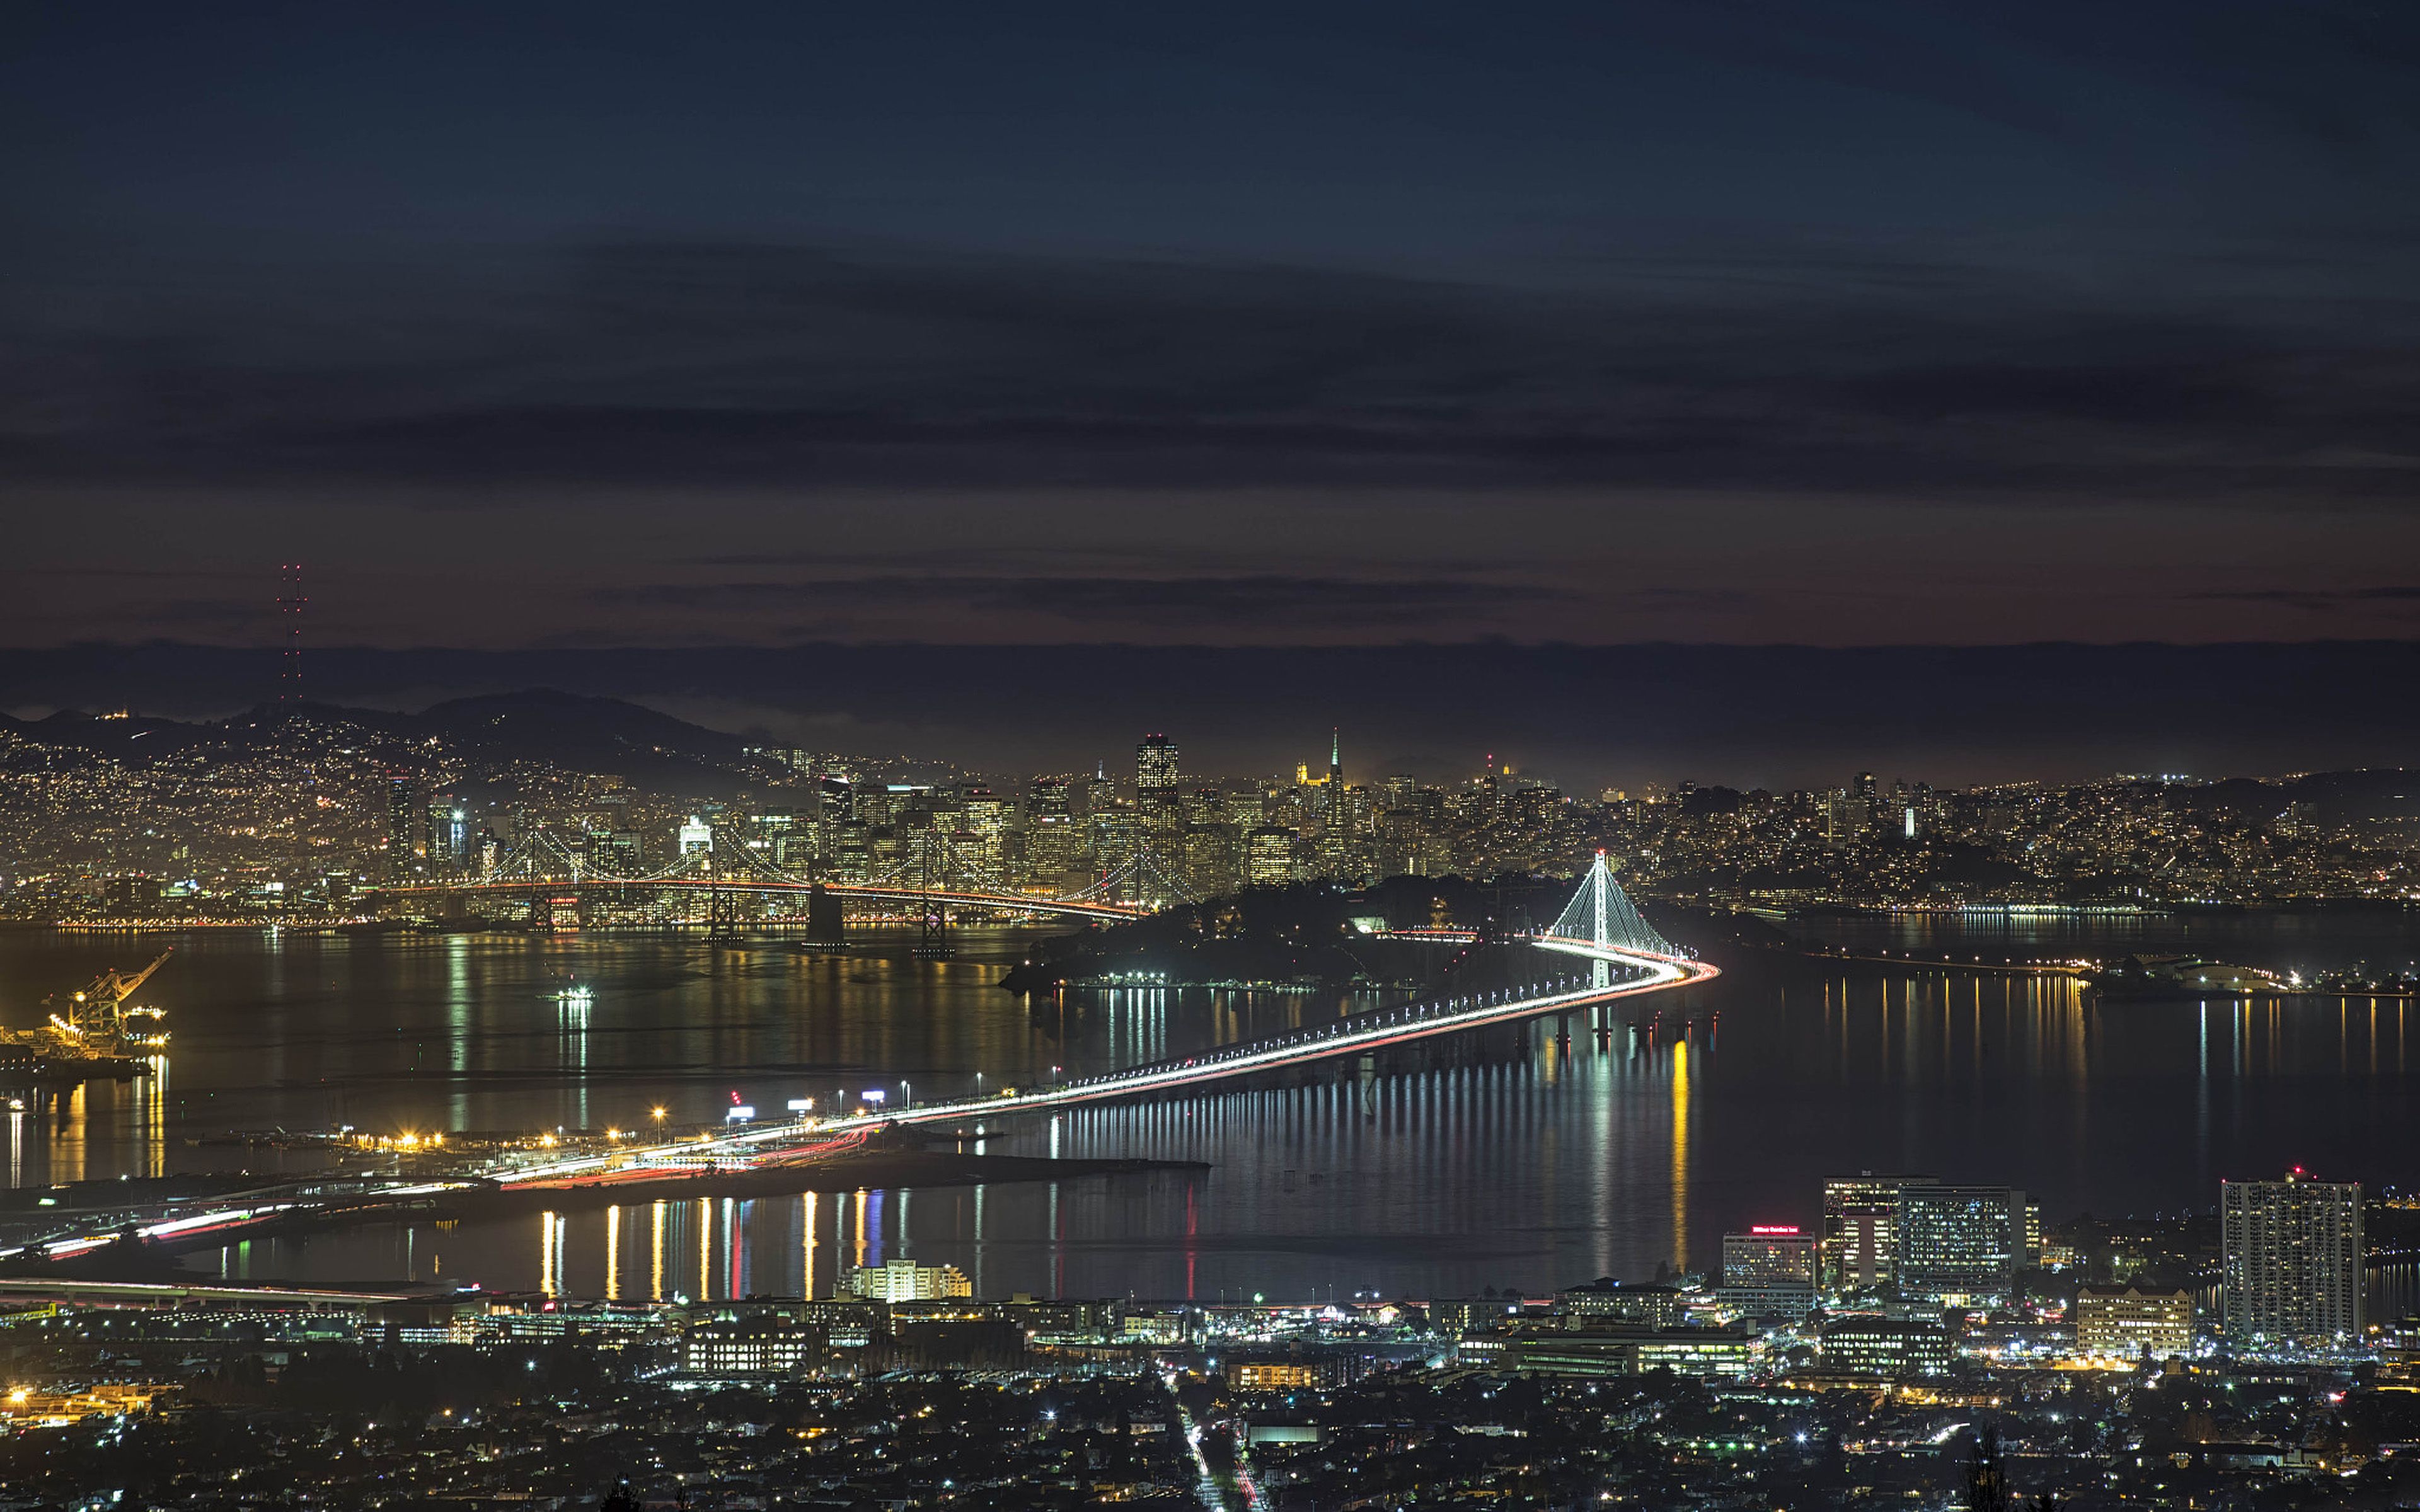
650, 1106, 667, 1139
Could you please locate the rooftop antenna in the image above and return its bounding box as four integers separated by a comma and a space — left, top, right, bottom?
278, 562, 306, 702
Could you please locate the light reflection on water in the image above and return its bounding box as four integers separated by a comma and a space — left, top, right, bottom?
0, 920, 2414, 1300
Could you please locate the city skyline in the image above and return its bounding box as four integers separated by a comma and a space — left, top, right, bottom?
6, 8, 2418, 1506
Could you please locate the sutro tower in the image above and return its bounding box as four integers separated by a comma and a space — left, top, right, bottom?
277, 563, 306, 701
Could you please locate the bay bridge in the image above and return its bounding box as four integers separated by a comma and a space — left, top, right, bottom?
3, 856, 1712, 1261
372, 825, 1171, 945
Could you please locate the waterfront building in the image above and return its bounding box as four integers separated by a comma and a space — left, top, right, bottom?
845, 1260, 973, 1303
2221, 1172, 2363, 1352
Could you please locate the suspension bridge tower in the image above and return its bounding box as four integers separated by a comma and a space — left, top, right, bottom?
1548, 850, 1670, 988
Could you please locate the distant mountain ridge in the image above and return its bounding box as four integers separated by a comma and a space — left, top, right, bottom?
0, 688, 752, 793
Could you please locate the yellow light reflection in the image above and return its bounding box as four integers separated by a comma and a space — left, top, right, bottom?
1669, 1038, 1690, 1273
650, 1201, 665, 1302
605, 1205, 621, 1301
803, 1191, 818, 1301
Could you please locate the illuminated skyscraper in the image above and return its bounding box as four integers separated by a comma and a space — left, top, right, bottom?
1136, 735, 1182, 868
961, 789, 1010, 880
2223, 1172, 2363, 1351
385, 774, 415, 880
1136, 735, 1180, 808
1246, 826, 1298, 886
1821, 1172, 1936, 1292
1896, 1184, 2026, 1305
1025, 777, 1078, 885
1317, 730, 1353, 878
424, 794, 463, 871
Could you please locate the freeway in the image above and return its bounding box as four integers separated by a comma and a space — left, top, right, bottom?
0, 927, 1712, 1261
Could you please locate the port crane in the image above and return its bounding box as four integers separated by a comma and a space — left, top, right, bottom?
44, 950, 172, 1053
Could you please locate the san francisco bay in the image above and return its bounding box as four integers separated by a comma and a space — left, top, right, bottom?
5, 914, 2416, 1306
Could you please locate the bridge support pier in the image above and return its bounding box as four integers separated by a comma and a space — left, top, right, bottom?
706, 885, 743, 943
913, 893, 953, 959
802, 883, 846, 950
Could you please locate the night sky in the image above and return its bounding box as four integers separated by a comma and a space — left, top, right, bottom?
6, 4, 2419, 779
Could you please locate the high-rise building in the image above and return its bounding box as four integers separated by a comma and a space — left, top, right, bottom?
426, 797, 468, 873
1136, 735, 1180, 808
1896, 1184, 2026, 1305
2221, 1172, 2363, 1351
1821, 1172, 1935, 1293
1374, 806, 1427, 878
1720, 1226, 1819, 1315
595, 830, 643, 873
961, 789, 1011, 881
1025, 777, 1079, 886
385, 774, 416, 881
831, 819, 870, 883
1245, 826, 1298, 886
677, 815, 714, 855
1316, 730, 1357, 878
1724, 1227, 1818, 1285
1182, 822, 1240, 898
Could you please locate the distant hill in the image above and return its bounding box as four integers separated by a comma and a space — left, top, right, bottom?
0, 689, 756, 796
2182, 769, 2420, 825
408, 688, 748, 769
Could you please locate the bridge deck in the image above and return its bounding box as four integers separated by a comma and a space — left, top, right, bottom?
1, 861, 1705, 1261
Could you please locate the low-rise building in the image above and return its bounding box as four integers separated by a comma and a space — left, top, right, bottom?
1816, 1317, 1954, 1379
681, 1319, 821, 1377
1555, 1279, 1688, 1328
844, 1259, 972, 1302
1458, 1326, 1753, 1379
2075, 1284, 2194, 1360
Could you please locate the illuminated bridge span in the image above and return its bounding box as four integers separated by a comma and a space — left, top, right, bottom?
0, 858, 1710, 1257
503, 854, 1714, 1183
374, 828, 1165, 927
383, 876, 1148, 925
